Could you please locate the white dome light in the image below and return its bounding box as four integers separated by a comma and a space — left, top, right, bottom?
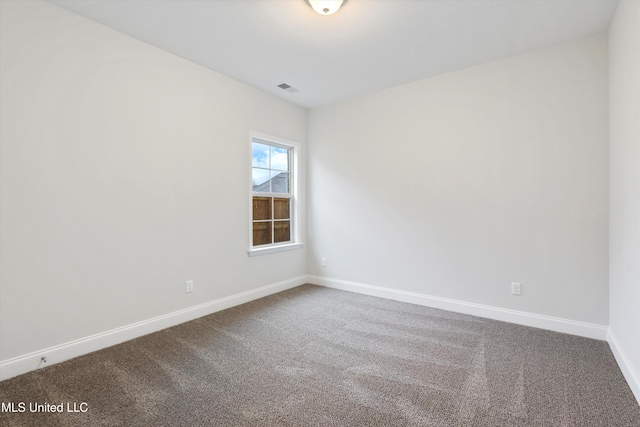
306, 0, 347, 16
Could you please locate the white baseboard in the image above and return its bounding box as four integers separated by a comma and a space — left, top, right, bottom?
0, 275, 615, 384
307, 275, 608, 340
608, 329, 640, 405
0, 276, 307, 382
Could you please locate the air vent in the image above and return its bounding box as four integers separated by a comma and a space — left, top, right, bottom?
277, 83, 299, 94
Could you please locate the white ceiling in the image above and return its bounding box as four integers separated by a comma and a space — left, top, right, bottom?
47, 0, 619, 108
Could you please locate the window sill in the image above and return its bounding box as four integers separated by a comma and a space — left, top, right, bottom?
247, 243, 304, 257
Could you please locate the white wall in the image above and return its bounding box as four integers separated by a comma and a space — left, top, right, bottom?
0, 0, 306, 363
0, 0, 623, 385
308, 35, 609, 326
608, 0, 640, 402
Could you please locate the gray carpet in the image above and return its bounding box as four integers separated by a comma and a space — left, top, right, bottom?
1, 284, 639, 426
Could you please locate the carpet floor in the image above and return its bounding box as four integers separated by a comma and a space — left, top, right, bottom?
1, 284, 639, 426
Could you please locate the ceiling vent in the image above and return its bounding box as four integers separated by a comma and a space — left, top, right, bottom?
277, 83, 298, 93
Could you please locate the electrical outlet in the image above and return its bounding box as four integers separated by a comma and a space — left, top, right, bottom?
511, 282, 521, 296
186, 280, 193, 293
321, 258, 327, 267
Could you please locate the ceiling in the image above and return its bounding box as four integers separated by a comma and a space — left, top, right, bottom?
47, 0, 619, 109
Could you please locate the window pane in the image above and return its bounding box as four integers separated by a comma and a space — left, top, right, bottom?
253, 221, 272, 246
270, 146, 289, 171
274, 198, 289, 220
250, 138, 295, 249
274, 220, 290, 243
253, 197, 271, 221
270, 171, 289, 194
252, 168, 270, 192
252, 142, 269, 168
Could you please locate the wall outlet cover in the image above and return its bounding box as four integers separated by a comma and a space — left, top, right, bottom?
511, 282, 521, 296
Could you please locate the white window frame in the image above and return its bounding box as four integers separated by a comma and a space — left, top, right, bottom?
248, 132, 303, 256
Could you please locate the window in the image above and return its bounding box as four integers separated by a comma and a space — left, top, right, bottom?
249, 134, 302, 255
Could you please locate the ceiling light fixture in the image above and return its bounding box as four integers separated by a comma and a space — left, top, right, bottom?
305, 0, 347, 16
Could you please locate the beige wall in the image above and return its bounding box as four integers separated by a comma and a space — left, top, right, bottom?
608, 0, 640, 401
0, 0, 307, 361
308, 35, 609, 325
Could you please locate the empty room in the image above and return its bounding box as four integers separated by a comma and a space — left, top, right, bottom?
1, 0, 638, 425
